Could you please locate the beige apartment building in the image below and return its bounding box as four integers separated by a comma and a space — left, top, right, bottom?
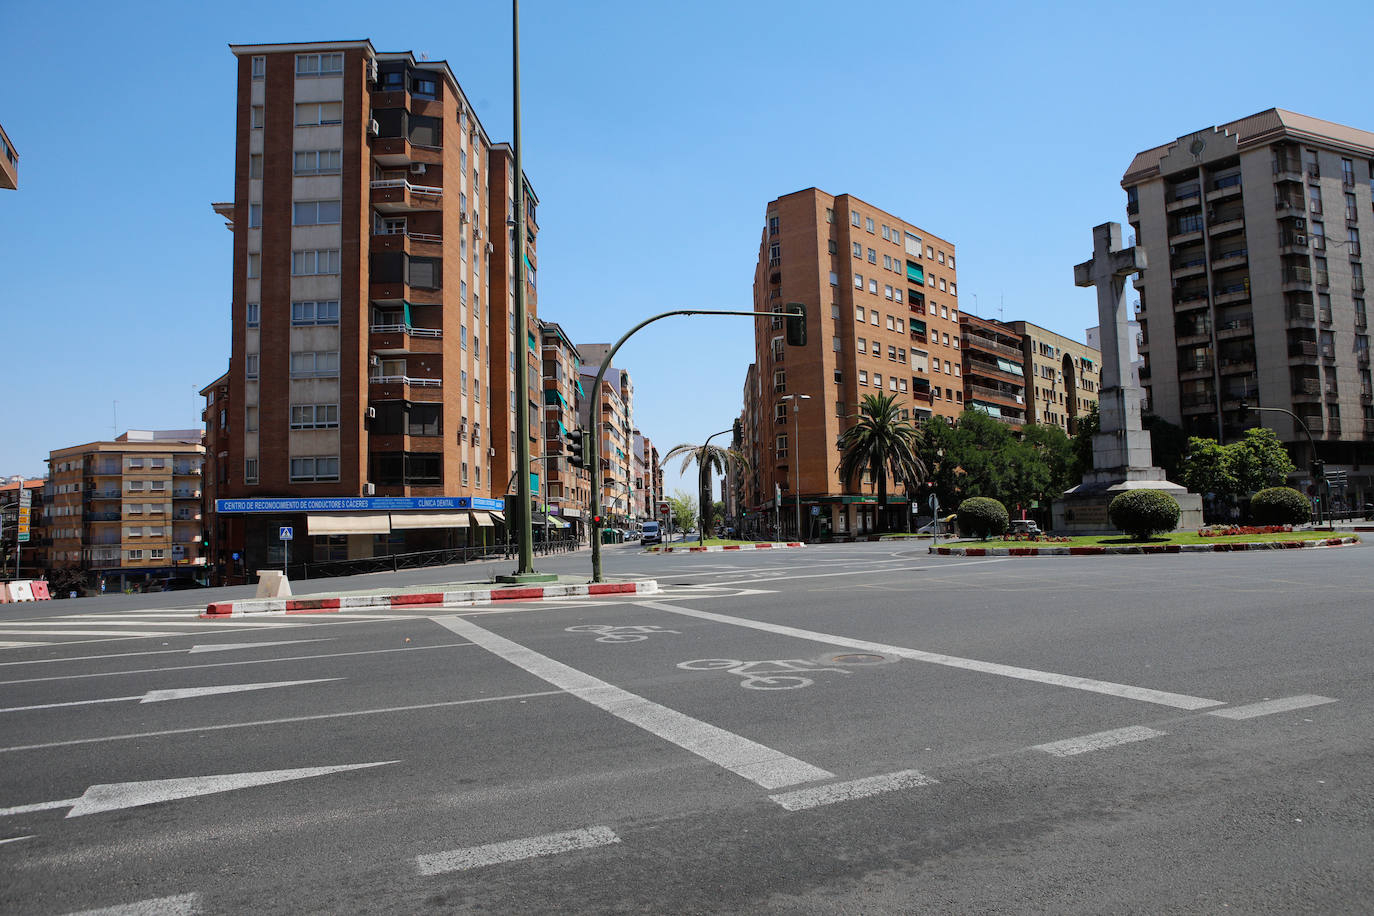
45, 431, 207, 589
752, 188, 961, 537
539, 320, 589, 539
1007, 320, 1101, 434
1124, 109, 1374, 508
207, 40, 511, 573
578, 365, 633, 526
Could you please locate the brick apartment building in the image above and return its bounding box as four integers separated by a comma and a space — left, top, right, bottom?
206, 41, 513, 574
539, 320, 589, 540
750, 188, 962, 537
959, 313, 1028, 427
1124, 108, 1374, 509
0, 122, 17, 190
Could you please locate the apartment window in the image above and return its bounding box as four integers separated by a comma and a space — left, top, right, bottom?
865, 217, 875, 233
290, 456, 340, 482
851, 211, 861, 227
938, 252, 946, 265
905, 231, 922, 257
461, 370, 468, 393
251, 55, 266, 79
884, 285, 894, 300
834, 369, 843, 384
899, 378, 908, 393
290, 350, 340, 378
867, 248, 877, 264
832, 336, 842, 353
874, 373, 883, 389
774, 369, 786, 392
296, 53, 344, 76
149, 480, 166, 492
827, 240, 837, 254
246, 302, 260, 328
836, 400, 845, 416
871, 340, 880, 355
932, 360, 941, 373
859, 370, 868, 385
291, 249, 341, 275
950, 283, 957, 295
869, 279, 878, 294
295, 101, 343, 126
889, 377, 898, 391
128, 503, 143, 515
249, 154, 263, 179
769, 242, 780, 262
293, 199, 341, 226
774, 403, 787, 423
896, 318, 904, 333
128, 549, 144, 560
247, 253, 261, 278
150, 549, 165, 561
857, 336, 867, 352
251, 105, 264, 129
855, 305, 865, 322
290, 404, 339, 429
939, 279, 947, 292
871, 310, 879, 326
933, 387, 942, 400
1349, 227, 1362, 256
831, 303, 840, 319
829, 271, 839, 286
888, 345, 897, 360
1346, 192, 1359, 222
1343, 158, 1356, 187
826, 208, 834, 223
245, 406, 258, 432
941, 305, 949, 318
953, 335, 960, 349
1355, 262, 1366, 290
953, 364, 961, 376
949, 256, 955, 269
245, 354, 259, 379
853, 242, 862, 257
886, 315, 895, 330
412, 76, 438, 99
895, 290, 903, 304
776, 434, 788, 459
294, 149, 342, 174
410, 257, 440, 289
1309, 185, 1323, 214
854, 273, 863, 288
291, 300, 340, 325
127, 480, 144, 491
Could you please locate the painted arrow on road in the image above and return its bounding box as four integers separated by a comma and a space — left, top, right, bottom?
0, 679, 340, 714
0, 761, 397, 818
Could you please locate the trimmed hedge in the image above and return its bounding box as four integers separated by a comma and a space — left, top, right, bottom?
1108, 489, 1181, 540
1249, 486, 1311, 525
957, 497, 1009, 540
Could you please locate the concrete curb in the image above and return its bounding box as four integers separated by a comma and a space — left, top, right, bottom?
203, 579, 660, 618
645, 542, 804, 554
929, 537, 1360, 557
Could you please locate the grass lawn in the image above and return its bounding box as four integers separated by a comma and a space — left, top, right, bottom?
986, 530, 1355, 547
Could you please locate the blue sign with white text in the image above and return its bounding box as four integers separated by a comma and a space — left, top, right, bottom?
215, 496, 506, 513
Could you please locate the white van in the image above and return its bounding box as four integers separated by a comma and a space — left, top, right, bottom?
641, 521, 662, 545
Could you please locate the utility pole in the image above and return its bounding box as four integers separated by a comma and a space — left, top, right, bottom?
780, 393, 810, 540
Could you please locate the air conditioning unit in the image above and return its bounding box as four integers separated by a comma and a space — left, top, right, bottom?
473, 227, 483, 240
367, 119, 380, 137
1295, 235, 1308, 246
1295, 218, 1307, 231
459, 210, 469, 224
366, 59, 378, 82
485, 241, 494, 254
369, 355, 381, 367
364, 483, 376, 495
1169, 245, 1177, 255
366, 406, 376, 419
410, 163, 427, 174
489, 447, 496, 457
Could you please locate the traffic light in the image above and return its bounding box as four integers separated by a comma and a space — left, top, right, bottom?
592, 514, 604, 527
1312, 460, 1326, 480
566, 429, 585, 469
784, 302, 807, 347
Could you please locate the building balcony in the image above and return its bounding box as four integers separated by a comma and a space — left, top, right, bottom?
87, 511, 121, 521
370, 179, 443, 213
968, 384, 1025, 408
1211, 247, 1248, 268
1287, 303, 1315, 323
962, 332, 1022, 359
1218, 357, 1255, 375
1213, 284, 1250, 306
1205, 180, 1242, 202
1166, 190, 1202, 213
368, 280, 442, 307
1177, 327, 1211, 346
1179, 358, 1213, 379
1168, 227, 1204, 245
172, 466, 201, 477
369, 134, 444, 168
368, 375, 443, 400
85, 488, 121, 500
1173, 291, 1209, 312
369, 324, 444, 355
1365, 418, 1374, 437
1281, 267, 1313, 292
1278, 233, 1309, 254
1274, 159, 1304, 182
1180, 395, 1216, 415
1208, 215, 1245, 236
964, 359, 1025, 384
88, 465, 122, 477
371, 228, 443, 258
172, 488, 201, 499
1289, 340, 1318, 360
1293, 377, 1319, 396
1327, 419, 1343, 438
1216, 317, 1253, 339
1171, 260, 1207, 281
1274, 199, 1306, 216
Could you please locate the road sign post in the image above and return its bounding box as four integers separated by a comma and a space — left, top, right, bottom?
279, 526, 293, 574
929, 494, 941, 547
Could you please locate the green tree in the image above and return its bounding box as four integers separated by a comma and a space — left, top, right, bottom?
1070, 402, 1099, 480
663, 442, 750, 544
1142, 412, 1188, 480
837, 393, 927, 533
666, 490, 697, 538
1230, 427, 1296, 493
1178, 437, 1240, 498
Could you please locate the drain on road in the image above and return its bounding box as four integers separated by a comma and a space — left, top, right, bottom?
831, 653, 888, 665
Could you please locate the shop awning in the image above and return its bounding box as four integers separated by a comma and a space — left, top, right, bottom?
306, 513, 391, 535
389, 512, 471, 529
469, 510, 494, 527
906, 262, 925, 284
489, 510, 506, 523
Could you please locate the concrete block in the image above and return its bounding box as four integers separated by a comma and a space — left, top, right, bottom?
255, 570, 292, 598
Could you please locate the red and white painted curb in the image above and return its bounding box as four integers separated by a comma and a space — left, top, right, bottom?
646, 542, 804, 553
203, 580, 660, 618
930, 537, 1360, 557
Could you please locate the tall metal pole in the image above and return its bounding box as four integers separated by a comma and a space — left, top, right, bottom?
698, 428, 732, 547
503, 0, 542, 580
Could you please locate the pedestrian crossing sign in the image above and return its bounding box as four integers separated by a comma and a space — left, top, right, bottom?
279, 527, 293, 541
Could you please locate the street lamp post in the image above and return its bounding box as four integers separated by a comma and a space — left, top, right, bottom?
696, 428, 733, 547
780, 393, 810, 540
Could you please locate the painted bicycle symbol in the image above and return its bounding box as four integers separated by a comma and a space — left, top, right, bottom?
677, 657, 854, 690
565, 624, 681, 643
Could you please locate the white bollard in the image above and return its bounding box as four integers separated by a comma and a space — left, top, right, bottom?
255, 570, 293, 598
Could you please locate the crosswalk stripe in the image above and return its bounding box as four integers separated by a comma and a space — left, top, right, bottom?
0, 641, 50, 649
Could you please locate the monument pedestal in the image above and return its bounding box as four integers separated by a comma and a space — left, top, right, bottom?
1054, 470, 1204, 535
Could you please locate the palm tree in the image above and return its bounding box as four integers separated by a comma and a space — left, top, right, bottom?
837, 393, 927, 534
663, 441, 750, 544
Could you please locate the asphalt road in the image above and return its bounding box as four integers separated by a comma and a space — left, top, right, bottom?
1, 541, 1371, 914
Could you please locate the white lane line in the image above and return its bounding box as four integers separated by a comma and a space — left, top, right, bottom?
10, 621, 219, 628
1209, 695, 1338, 720
0, 641, 49, 649
431, 615, 834, 790
0, 629, 183, 638
696, 557, 1013, 588
0, 642, 457, 687
416, 826, 620, 876
0, 689, 564, 755
1033, 725, 1167, 757
769, 769, 936, 811
64, 892, 201, 915
637, 601, 1223, 711
0, 834, 34, 845
0, 678, 342, 712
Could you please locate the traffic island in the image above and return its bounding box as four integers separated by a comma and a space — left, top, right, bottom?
203, 578, 659, 618
645, 542, 804, 554
930, 537, 1359, 557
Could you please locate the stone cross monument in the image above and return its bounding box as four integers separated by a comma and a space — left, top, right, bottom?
1053, 222, 1203, 533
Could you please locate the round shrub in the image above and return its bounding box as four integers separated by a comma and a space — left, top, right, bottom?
1249, 486, 1311, 525
957, 497, 1009, 540
1108, 489, 1181, 539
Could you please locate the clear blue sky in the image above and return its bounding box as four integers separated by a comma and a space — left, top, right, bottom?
3, 0, 1372, 498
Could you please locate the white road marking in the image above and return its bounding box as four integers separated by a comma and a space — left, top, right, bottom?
637, 601, 1224, 711
0, 629, 183, 638
769, 769, 936, 811
0, 679, 340, 713
10, 620, 214, 628
0, 689, 562, 755
431, 615, 834, 790
188, 639, 334, 654
0, 641, 48, 649
1033, 725, 1167, 757
64, 892, 202, 915
416, 826, 620, 875
0, 834, 34, 845
1208, 695, 1338, 720
687, 557, 1013, 589
0, 642, 460, 687
0, 762, 396, 819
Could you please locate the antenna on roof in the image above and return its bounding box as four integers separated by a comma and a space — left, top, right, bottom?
112, 401, 118, 439
999, 293, 1004, 323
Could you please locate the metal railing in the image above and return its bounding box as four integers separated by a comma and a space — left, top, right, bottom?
369, 179, 443, 196
369, 324, 443, 337
369, 375, 441, 387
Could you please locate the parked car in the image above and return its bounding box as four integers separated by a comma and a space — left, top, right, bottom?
641, 521, 662, 545
1009, 518, 1042, 536
916, 514, 958, 535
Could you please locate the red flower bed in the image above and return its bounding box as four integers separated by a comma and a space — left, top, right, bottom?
999, 533, 1072, 543
1197, 525, 1294, 537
